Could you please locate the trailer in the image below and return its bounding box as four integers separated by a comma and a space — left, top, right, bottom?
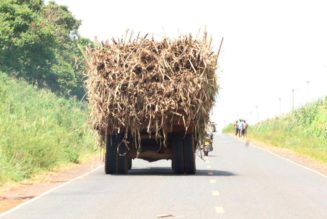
104, 125, 197, 174
84, 33, 219, 175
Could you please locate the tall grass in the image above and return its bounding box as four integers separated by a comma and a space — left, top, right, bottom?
223, 97, 327, 163
0, 73, 97, 184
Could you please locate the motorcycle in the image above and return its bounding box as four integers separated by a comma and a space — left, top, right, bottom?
203, 133, 213, 156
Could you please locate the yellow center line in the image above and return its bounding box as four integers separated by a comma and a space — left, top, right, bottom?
215, 206, 224, 214
212, 190, 220, 196
209, 179, 216, 184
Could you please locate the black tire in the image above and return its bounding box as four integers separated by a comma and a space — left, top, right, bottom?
128, 158, 132, 170
183, 134, 196, 174
105, 134, 117, 174
171, 159, 175, 171
172, 135, 184, 174
117, 134, 128, 174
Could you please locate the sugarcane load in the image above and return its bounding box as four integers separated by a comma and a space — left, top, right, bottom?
84, 33, 220, 174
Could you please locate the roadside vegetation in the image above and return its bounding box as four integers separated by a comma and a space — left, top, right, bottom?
0, 73, 97, 184
0, 0, 92, 99
0, 1, 99, 185
223, 97, 327, 163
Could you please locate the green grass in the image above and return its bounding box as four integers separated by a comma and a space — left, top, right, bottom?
223, 97, 327, 163
0, 73, 97, 184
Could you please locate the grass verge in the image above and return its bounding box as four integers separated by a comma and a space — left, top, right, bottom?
223, 97, 327, 164
0, 72, 98, 185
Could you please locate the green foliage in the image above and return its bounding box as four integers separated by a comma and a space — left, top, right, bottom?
224, 98, 327, 163
222, 123, 234, 133
0, 0, 92, 99
42, 1, 81, 41
0, 73, 97, 184
0, 0, 56, 81
16, 0, 43, 12
41, 1, 88, 98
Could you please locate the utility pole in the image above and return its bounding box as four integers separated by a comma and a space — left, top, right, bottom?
292, 89, 295, 111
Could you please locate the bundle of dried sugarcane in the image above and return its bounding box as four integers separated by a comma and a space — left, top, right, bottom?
84, 33, 219, 147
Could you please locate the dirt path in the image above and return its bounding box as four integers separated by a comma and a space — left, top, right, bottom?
0, 156, 102, 213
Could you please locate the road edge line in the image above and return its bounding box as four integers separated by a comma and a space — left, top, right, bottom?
251, 144, 327, 178
224, 134, 327, 179
0, 165, 103, 218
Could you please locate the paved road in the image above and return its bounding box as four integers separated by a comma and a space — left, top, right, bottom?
1, 134, 327, 219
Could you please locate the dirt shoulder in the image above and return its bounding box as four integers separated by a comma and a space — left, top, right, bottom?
0, 154, 103, 213
228, 134, 327, 176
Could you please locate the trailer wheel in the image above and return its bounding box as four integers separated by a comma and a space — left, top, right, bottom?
172, 135, 184, 174
105, 134, 117, 174
171, 159, 175, 171
183, 134, 196, 174
117, 135, 128, 174
117, 155, 128, 174
128, 158, 132, 170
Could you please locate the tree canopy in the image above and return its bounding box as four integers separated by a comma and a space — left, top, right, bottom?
0, 0, 91, 98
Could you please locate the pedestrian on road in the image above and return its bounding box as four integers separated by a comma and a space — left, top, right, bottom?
234, 120, 239, 136
237, 119, 244, 137
242, 120, 248, 136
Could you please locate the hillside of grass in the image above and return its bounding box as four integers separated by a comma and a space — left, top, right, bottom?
223, 97, 327, 163
0, 73, 97, 184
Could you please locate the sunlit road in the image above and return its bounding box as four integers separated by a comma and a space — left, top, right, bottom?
1, 134, 327, 219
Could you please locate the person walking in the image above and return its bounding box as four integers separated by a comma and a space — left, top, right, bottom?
242, 120, 248, 136
237, 119, 244, 137
234, 120, 239, 136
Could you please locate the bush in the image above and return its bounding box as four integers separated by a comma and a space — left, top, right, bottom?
223, 98, 327, 163
0, 73, 97, 183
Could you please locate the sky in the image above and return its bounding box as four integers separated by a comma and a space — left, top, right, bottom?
50, 0, 327, 130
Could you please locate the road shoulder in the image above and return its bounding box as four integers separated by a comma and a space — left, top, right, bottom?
227, 134, 327, 177
0, 155, 102, 213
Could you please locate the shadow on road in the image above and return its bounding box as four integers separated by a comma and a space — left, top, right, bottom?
126, 168, 236, 176
197, 169, 236, 176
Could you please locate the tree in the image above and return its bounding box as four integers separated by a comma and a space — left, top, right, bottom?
16, 0, 43, 12
0, 0, 56, 86
41, 2, 93, 98
0, 0, 92, 99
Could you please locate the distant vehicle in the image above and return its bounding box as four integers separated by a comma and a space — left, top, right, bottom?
208, 122, 216, 133
202, 123, 215, 156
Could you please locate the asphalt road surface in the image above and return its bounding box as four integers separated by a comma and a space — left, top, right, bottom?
1, 134, 327, 219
